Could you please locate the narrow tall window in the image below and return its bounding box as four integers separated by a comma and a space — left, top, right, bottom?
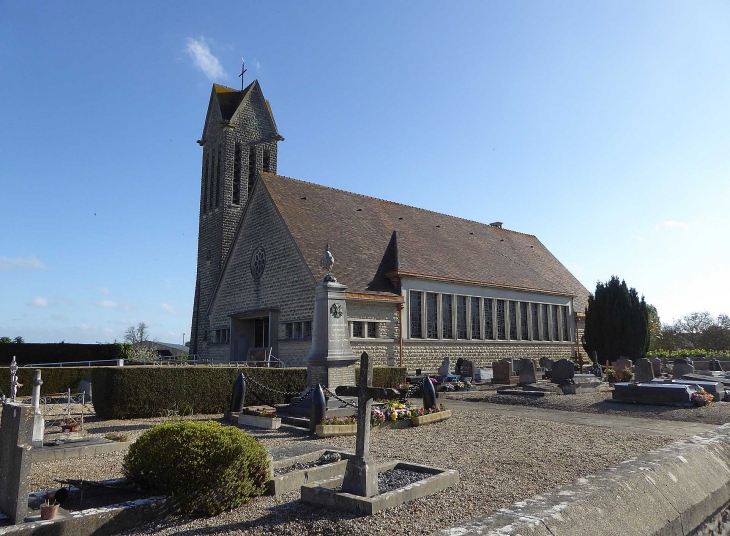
367, 322, 378, 338
562, 306, 570, 341
532, 303, 540, 341
521, 302, 530, 340
552, 305, 559, 341
484, 298, 494, 340
247, 146, 257, 196
508, 301, 518, 340
410, 291, 422, 339
442, 295, 453, 339
352, 322, 364, 338
471, 297, 481, 339
207, 154, 214, 212
457, 296, 467, 339
233, 143, 241, 205
426, 293, 438, 338
201, 154, 209, 213
263, 149, 271, 172
303, 321, 312, 339
215, 146, 222, 207
542, 304, 550, 341
496, 300, 506, 340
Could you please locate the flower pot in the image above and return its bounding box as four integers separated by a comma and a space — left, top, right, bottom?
40, 504, 59, 520
411, 409, 452, 427
315, 424, 357, 438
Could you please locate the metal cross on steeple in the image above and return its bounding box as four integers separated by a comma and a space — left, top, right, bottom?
238, 58, 247, 91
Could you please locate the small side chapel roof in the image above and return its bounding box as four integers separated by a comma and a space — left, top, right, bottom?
260, 173, 590, 311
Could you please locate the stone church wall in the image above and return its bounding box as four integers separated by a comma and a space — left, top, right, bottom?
207, 183, 317, 362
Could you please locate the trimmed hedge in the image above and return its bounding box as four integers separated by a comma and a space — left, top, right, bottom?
0, 367, 90, 398
356, 366, 407, 388
90, 366, 307, 419
0, 343, 126, 366
123, 421, 269, 516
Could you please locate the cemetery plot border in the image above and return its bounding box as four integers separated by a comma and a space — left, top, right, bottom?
268, 449, 355, 495
411, 409, 452, 427
301, 461, 459, 516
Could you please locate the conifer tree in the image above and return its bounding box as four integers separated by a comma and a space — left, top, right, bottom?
582, 276, 650, 365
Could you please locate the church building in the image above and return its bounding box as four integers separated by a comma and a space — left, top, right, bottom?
190, 80, 589, 371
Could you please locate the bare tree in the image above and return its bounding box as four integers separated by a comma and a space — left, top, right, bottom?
124, 322, 150, 345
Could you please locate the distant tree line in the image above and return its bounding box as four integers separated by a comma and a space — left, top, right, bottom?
651, 311, 730, 352
0, 336, 24, 344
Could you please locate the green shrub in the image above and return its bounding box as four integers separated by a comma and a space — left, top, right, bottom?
605, 367, 633, 383
647, 349, 730, 359
0, 367, 90, 398
90, 366, 307, 419
355, 366, 406, 388
123, 421, 269, 516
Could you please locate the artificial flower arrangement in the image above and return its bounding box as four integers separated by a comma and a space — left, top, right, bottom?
605, 367, 633, 383
691, 387, 714, 407
241, 407, 279, 418
320, 415, 357, 426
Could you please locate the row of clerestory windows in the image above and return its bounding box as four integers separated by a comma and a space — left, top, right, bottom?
409, 291, 572, 342
203, 144, 273, 211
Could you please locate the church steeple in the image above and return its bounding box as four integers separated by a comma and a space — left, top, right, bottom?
190, 80, 283, 355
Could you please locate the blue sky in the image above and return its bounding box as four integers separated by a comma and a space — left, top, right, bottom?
2, 1, 729, 344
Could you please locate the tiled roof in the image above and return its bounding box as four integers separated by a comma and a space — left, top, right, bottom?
261, 173, 590, 311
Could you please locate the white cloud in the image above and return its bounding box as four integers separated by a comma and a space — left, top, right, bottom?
28, 296, 48, 307
160, 302, 178, 314
93, 286, 110, 295
185, 37, 225, 80
655, 220, 690, 231
0, 255, 47, 270
95, 300, 131, 310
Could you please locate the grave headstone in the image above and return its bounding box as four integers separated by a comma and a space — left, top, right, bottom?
492, 360, 511, 383
634, 358, 655, 383
0, 402, 34, 524
460, 359, 474, 380
455, 358, 464, 375
709, 359, 724, 372
613, 358, 633, 373
335, 352, 401, 497
438, 357, 452, 377
474, 368, 491, 382
673, 358, 695, 379
652, 358, 662, 377
552, 359, 575, 383
518, 359, 537, 385
539, 357, 554, 371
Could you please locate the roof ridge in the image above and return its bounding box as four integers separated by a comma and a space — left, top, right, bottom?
259, 172, 538, 239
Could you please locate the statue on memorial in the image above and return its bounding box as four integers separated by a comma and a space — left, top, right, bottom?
320, 243, 335, 282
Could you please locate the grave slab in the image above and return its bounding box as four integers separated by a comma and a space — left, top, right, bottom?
611, 382, 693, 405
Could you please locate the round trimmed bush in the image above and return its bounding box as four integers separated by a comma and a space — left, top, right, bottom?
123, 421, 270, 516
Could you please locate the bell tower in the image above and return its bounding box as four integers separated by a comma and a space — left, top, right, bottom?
190, 81, 283, 356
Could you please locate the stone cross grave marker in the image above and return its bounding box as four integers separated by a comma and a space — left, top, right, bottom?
10, 356, 19, 402
335, 352, 401, 497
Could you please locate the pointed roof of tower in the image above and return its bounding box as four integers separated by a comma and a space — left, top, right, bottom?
213, 83, 251, 120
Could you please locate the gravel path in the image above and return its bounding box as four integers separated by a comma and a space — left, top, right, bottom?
31, 409, 673, 536
450, 390, 730, 425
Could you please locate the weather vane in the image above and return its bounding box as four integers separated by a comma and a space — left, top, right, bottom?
238, 58, 247, 91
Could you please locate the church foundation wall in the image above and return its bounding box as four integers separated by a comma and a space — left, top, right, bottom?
400, 342, 574, 372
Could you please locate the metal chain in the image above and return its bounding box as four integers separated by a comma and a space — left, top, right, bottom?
322, 387, 358, 408
239, 372, 303, 397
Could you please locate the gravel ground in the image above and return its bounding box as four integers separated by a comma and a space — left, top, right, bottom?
32, 409, 673, 536
450, 389, 730, 425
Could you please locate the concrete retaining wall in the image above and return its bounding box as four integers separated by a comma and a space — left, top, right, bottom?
434, 423, 730, 536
